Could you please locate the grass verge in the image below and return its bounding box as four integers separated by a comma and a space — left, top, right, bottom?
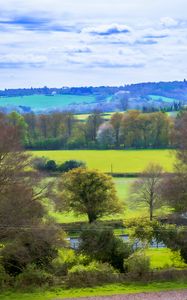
1, 281, 187, 300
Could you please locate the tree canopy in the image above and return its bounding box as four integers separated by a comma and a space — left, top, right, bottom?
57, 168, 121, 223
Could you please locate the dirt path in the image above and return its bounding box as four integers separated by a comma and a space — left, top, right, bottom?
59, 290, 187, 300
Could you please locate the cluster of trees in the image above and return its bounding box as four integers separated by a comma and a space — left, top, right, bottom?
33, 157, 86, 173
100, 111, 171, 149
3, 110, 173, 150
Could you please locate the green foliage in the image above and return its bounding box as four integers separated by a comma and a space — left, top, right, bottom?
58, 168, 121, 223
15, 265, 54, 289
1, 225, 63, 276
8, 111, 28, 144
127, 219, 176, 249
27, 137, 65, 150
0, 264, 11, 289
45, 160, 57, 171
125, 251, 151, 279
58, 160, 86, 173
145, 248, 187, 270
66, 261, 118, 287
161, 226, 187, 264
121, 111, 171, 149
79, 224, 132, 272
52, 249, 89, 276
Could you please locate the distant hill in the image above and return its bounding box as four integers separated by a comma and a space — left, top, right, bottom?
0, 80, 186, 113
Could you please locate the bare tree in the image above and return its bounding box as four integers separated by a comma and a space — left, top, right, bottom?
131, 164, 163, 220
0, 118, 53, 239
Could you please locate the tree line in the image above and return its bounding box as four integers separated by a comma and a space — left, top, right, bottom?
3, 110, 174, 150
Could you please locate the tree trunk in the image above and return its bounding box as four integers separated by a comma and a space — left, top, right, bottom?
150, 196, 153, 221
88, 212, 97, 223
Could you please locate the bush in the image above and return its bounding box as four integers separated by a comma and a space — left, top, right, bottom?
58, 160, 86, 173
66, 261, 118, 288
32, 157, 47, 171
2, 226, 60, 276
79, 224, 132, 272
45, 160, 57, 171
52, 249, 89, 276
0, 264, 12, 289
2, 241, 30, 275
125, 251, 151, 279
15, 265, 54, 289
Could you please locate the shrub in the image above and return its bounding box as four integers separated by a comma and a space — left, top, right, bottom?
2, 226, 61, 276
79, 224, 132, 272
52, 249, 89, 276
125, 251, 151, 279
0, 264, 12, 289
58, 160, 86, 173
66, 261, 118, 288
32, 157, 47, 171
15, 265, 54, 289
2, 241, 30, 275
45, 160, 57, 171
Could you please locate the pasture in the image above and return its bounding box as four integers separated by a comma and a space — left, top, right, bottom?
0, 94, 95, 112
33, 149, 175, 173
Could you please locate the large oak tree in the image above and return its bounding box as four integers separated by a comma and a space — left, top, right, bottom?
57, 168, 121, 223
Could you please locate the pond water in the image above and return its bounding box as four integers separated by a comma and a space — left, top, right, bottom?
68, 235, 165, 250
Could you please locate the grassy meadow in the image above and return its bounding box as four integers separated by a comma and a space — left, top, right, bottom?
145, 248, 187, 270
33, 149, 175, 174
0, 94, 96, 112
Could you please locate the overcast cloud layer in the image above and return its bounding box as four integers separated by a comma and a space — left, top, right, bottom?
0, 0, 186, 88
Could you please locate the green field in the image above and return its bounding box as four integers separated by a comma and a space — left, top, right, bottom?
33, 149, 175, 173
1, 282, 187, 300
76, 112, 116, 121
0, 94, 96, 112
145, 248, 187, 270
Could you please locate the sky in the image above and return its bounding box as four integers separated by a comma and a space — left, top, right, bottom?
0, 0, 186, 88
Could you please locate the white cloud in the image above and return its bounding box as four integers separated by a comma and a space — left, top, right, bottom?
160, 17, 179, 28
0, 0, 186, 87
82, 24, 131, 35
0, 54, 47, 64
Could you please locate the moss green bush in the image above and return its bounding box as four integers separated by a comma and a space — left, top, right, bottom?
52, 248, 90, 276
66, 261, 118, 287
15, 265, 54, 289
125, 251, 151, 279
